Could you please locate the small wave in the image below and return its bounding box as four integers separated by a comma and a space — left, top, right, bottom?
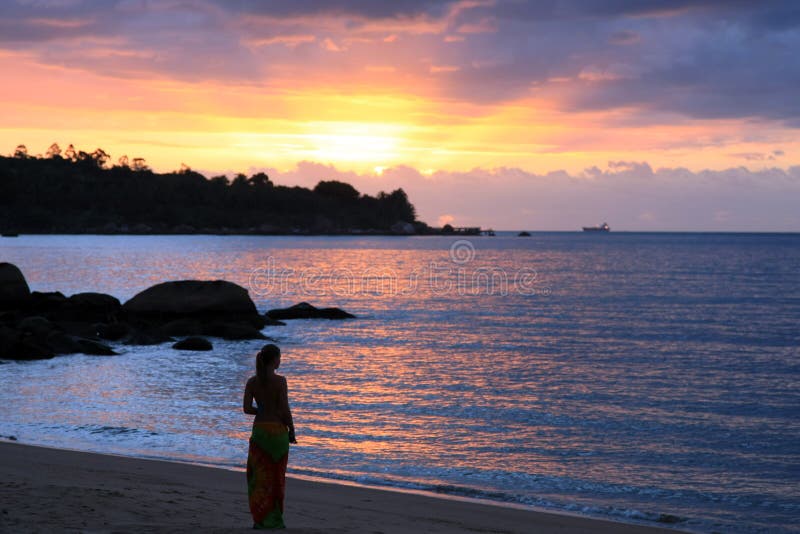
566, 503, 685, 526
74, 424, 159, 437
287, 466, 689, 528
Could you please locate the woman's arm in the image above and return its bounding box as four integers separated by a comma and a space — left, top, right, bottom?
281, 377, 297, 443
242, 378, 258, 416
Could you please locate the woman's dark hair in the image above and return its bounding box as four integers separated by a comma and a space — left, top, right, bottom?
256, 344, 281, 384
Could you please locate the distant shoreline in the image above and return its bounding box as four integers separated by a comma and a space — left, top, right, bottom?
4, 230, 799, 236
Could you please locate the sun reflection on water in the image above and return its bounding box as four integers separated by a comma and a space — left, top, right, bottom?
1, 234, 800, 533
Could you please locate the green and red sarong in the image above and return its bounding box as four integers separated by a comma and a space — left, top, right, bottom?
247, 422, 290, 529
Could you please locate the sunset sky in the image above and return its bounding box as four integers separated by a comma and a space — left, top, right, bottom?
2, 0, 799, 230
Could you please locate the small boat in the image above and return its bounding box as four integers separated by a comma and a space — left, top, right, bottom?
582, 222, 610, 232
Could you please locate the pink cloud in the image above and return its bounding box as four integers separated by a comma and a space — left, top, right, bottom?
244, 161, 800, 231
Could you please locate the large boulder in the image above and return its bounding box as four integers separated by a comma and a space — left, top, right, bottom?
266, 302, 355, 320
0, 263, 30, 310
123, 280, 259, 319
24, 291, 120, 323
0, 327, 54, 360
122, 280, 265, 340
26, 291, 68, 314
17, 316, 57, 338
64, 293, 121, 322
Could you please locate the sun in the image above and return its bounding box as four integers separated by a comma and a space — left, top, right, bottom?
300, 122, 405, 166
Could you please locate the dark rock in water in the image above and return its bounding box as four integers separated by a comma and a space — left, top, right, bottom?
45, 332, 116, 356
17, 338, 55, 359
0, 329, 55, 360
123, 280, 265, 342
205, 322, 267, 340
266, 302, 355, 320
18, 316, 57, 337
172, 336, 213, 351
263, 316, 286, 326
0, 267, 272, 355
19, 336, 56, 360
123, 280, 258, 317
315, 306, 355, 319
56, 321, 102, 339
657, 514, 683, 524
95, 322, 132, 341
0, 326, 19, 355
74, 338, 117, 356
64, 292, 121, 322
0, 263, 30, 310
26, 291, 68, 314
267, 302, 316, 319
161, 316, 267, 340
123, 330, 172, 346
26, 291, 120, 323
0, 325, 19, 352
46, 331, 83, 354
160, 318, 203, 337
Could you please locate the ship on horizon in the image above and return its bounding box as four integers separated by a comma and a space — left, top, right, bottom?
582, 222, 610, 232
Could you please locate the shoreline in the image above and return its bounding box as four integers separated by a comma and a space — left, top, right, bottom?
3, 230, 800, 237
0, 440, 686, 533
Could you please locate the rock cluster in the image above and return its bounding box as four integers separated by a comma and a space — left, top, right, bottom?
266, 302, 356, 320
0, 263, 355, 360
0, 263, 263, 359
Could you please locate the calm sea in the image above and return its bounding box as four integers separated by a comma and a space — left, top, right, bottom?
1, 233, 799, 533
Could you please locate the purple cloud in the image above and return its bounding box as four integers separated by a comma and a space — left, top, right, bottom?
1, 0, 799, 123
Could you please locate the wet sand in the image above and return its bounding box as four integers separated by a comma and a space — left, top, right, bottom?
0, 441, 684, 533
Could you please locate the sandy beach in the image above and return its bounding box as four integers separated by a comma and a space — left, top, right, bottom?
0, 440, 684, 533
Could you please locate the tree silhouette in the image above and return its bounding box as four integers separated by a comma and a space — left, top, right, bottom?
91, 148, 110, 168
248, 172, 272, 188
131, 157, 149, 172
46, 143, 62, 159
313, 180, 359, 201
13, 145, 28, 158
0, 143, 429, 235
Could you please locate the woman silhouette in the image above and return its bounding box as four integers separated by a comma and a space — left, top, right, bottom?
243, 344, 296, 529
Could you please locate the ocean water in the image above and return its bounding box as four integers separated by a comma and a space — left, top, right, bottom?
1, 233, 799, 533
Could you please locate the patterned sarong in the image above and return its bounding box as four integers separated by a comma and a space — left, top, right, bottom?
247, 422, 290, 529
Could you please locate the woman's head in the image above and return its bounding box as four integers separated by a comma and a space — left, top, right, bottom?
256, 344, 281, 382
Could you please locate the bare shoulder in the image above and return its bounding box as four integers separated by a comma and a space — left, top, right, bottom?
276, 374, 288, 387
245, 375, 258, 388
